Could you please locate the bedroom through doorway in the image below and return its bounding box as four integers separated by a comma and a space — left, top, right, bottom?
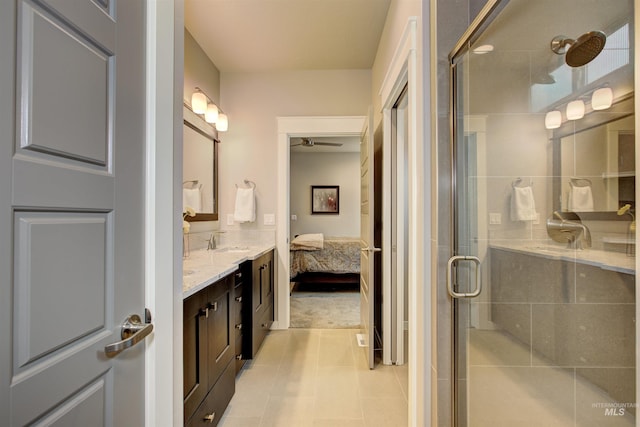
289, 135, 362, 328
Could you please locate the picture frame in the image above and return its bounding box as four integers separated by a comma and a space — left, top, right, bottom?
311, 185, 339, 214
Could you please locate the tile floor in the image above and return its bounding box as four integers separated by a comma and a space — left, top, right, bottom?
218, 328, 408, 427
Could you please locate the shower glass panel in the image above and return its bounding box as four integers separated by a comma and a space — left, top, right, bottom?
450, 0, 635, 426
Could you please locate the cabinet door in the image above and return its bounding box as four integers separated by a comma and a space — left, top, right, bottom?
184, 291, 208, 424
207, 275, 233, 387
261, 251, 274, 308
252, 257, 265, 314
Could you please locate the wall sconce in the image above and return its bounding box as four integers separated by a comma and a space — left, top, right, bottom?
545, 110, 562, 129
190, 88, 228, 132
566, 100, 585, 120
591, 87, 613, 110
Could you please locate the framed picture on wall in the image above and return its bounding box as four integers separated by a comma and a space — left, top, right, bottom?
311, 185, 339, 214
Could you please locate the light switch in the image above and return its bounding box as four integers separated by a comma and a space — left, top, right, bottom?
291, 214, 297, 221
489, 213, 501, 225
264, 213, 275, 225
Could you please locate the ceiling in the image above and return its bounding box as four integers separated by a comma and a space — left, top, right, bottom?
184, 0, 392, 72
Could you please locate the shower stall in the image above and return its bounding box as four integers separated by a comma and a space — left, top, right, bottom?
447, 0, 636, 425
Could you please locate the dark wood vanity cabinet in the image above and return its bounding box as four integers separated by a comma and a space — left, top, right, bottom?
232, 265, 249, 374
183, 274, 235, 427
243, 250, 274, 359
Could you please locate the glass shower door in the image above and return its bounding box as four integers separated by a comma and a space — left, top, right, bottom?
450, 0, 636, 426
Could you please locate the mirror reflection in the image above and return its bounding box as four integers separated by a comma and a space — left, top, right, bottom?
559, 114, 635, 212
183, 108, 218, 221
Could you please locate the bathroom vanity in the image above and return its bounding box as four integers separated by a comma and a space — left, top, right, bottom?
489, 243, 635, 407
182, 245, 275, 426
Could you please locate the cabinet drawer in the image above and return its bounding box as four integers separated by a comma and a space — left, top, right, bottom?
185, 360, 235, 427
251, 303, 273, 358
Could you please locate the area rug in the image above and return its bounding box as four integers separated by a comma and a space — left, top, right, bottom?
290, 289, 361, 329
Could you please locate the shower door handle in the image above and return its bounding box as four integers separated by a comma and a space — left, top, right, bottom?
446, 255, 482, 298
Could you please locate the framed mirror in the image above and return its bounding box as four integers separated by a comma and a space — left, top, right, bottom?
183, 105, 218, 221
552, 94, 634, 218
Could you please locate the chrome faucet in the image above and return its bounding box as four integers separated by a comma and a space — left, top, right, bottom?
547, 211, 591, 249
206, 233, 216, 250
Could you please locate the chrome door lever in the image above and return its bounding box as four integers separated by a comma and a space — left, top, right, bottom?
105, 313, 154, 357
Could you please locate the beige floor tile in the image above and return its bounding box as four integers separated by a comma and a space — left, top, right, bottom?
260, 396, 315, 427
357, 365, 405, 398
313, 420, 366, 427
216, 416, 262, 427
313, 394, 363, 420
361, 396, 408, 427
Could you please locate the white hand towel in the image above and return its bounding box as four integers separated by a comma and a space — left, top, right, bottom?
568, 186, 594, 212
233, 187, 256, 223
183, 188, 202, 212
510, 186, 537, 221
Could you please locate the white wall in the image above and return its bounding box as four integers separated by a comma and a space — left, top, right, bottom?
290, 152, 360, 239
219, 70, 371, 230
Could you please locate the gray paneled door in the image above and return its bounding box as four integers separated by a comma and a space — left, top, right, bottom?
0, 0, 149, 425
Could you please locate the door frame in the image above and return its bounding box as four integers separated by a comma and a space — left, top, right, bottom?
378, 16, 425, 426
275, 115, 366, 330
145, 1, 183, 426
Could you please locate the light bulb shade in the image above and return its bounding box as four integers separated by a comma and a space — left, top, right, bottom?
191, 92, 207, 114
566, 100, 585, 120
205, 104, 219, 123
591, 87, 613, 110
545, 110, 562, 129
216, 113, 228, 132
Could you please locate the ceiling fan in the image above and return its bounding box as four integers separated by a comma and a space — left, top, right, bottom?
291, 137, 343, 147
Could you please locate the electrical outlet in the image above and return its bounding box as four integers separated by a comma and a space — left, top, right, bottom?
291, 214, 297, 221
264, 213, 275, 225
489, 213, 502, 225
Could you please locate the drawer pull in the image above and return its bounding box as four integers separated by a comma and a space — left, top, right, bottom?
209, 301, 218, 312
236, 354, 243, 360
262, 323, 268, 328
235, 323, 242, 330
199, 307, 209, 318
203, 412, 216, 423
235, 296, 242, 302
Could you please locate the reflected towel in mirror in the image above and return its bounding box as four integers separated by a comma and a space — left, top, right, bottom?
568, 185, 594, 211
183, 188, 202, 212
233, 187, 256, 222
510, 186, 537, 221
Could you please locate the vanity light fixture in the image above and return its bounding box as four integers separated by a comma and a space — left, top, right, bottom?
591, 87, 613, 110
545, 110, 562, 129
205, 103, 219, 124
191, 91, 208, 115
216, 113, 228, 132
191, 87, 229, 132
566, 99, 585, 120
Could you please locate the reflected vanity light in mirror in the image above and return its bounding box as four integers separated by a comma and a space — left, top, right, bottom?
566, 100, 585, 120
472, 44, 494, 54
592, 87, 613, 110
545, 110, 562, 129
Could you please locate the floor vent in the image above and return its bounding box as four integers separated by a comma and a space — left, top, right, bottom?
356, 333, 366, 347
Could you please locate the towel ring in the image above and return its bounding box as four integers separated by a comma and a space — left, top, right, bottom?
512, 177, 533, 188
235, 179, 256, 189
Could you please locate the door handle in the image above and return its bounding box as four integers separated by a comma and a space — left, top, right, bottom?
446, 255, 482, 298
361, 247, 382, 252
105, 313, 154, 357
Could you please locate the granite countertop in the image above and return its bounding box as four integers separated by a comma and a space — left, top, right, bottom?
182, 243, 275, 299
490, 241, 635, 275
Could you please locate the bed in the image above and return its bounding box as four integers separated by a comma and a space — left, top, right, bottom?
289, 235, 361, 286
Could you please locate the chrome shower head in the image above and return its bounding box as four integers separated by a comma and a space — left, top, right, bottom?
550, 31, 606, 67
